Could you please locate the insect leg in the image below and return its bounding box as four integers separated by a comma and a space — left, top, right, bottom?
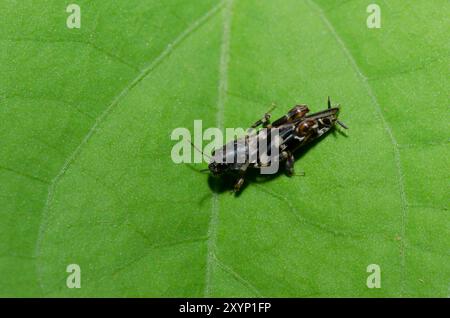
233, 177, 245, 193
271, 104, 310, 127
280, 150, 305, 177
233, 162, 250, 193
249, 104, 276, 129
250, 113, 271, 129
282, 151, 295, 176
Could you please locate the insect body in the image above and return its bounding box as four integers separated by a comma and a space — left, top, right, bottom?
208, 97, 347, 192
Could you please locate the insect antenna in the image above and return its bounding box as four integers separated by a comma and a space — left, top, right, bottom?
327, 96, 332, 109
189, 140, 212, 161
185, 164, 210, 174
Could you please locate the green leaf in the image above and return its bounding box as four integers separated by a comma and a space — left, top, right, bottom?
0, 0, 448, 297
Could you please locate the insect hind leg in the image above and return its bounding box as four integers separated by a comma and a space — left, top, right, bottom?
250, 113, 271, 129
249, 103, 276, 130
271, 104, 310, 127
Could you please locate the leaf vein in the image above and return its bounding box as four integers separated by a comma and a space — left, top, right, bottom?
254, 184, 364, 239
307, 0, 410, 296
214, 255, 264, 297
0, 165, 50, 185
204, 0, 234, 298
1, 37, 139, 71
33, 0, 225, 293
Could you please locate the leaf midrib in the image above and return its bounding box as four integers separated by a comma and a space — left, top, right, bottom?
204, 0, 411, 297
307, 0, 409, 296
32, 0, 412, 297
33, 0, 226, 294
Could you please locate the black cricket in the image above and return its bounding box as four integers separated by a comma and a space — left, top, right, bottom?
207, 97, 347, 192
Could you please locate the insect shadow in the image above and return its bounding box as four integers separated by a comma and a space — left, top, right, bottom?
206, 130, 346, 196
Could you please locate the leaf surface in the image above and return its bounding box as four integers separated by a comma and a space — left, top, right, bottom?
0, 0, 448, 297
